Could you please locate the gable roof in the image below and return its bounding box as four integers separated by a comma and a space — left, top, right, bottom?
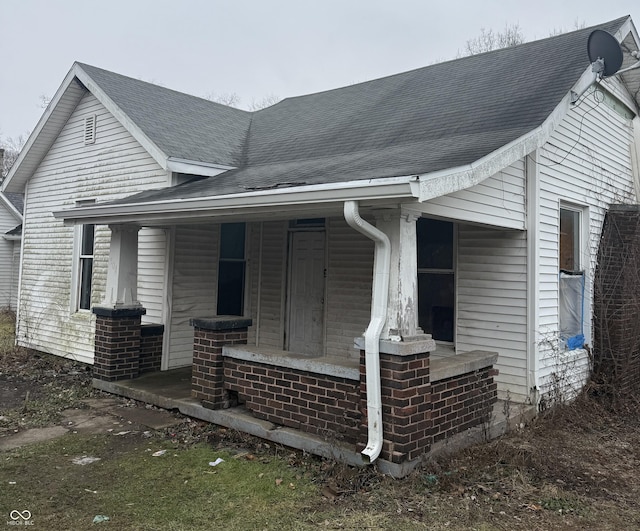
7, 16, 640, 219
76, 63, 252, 167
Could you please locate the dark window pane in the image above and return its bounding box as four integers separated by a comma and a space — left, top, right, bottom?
217, 261, 245, 315
291, 218, 325, 227
417, 218, 453, 269
81, 224, 95, 255
79, 258, 93, 310
220, 223, 245, 260
418, 272, 454, 341
560, 209, 579, 271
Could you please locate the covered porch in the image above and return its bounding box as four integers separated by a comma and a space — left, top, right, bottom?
65, 196, 523, 472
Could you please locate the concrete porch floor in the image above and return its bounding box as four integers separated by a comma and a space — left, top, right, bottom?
93, 368, 536, 478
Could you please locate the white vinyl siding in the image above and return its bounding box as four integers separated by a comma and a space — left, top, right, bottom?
251, 221, 287, 349
167, 224, 218, 368
138, 228, 167, 324
0, 205, 19, 310
11, 241, 20, 311
456, 225, 528, 401
418, 159, 526, 229
325, 217, 374, 360
17, 92, 170, 363
536, 79, 635, 397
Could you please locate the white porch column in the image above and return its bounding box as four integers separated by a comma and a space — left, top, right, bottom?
374, 208, 421, 340
103, 224, 141, 308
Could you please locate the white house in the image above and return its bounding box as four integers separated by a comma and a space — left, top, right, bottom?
0, 191, 23, 311
3, 15, 640, 474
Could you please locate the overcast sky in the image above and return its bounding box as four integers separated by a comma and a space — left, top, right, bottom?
1, 0, 638, 141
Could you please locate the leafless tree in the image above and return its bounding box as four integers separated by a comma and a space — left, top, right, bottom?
247, 94, 280, 111
0, 134, 27, 180
39, 94, 52, 109
205, 91, 242, 107
205, 91, 280, 110
460, 23, 525, 56
548, 19, 587, 37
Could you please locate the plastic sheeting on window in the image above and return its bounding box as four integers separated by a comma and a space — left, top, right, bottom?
559, 271, 585, 349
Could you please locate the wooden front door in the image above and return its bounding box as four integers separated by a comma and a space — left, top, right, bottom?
287, 231, 325, 356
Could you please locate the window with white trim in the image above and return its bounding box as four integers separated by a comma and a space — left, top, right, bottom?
77, 224, 95, 310
217, 223, 246, 316
559, 206, 585, 348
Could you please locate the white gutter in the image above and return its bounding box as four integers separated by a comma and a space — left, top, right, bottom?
344, 200, 390, 463
53, 175, 418, 225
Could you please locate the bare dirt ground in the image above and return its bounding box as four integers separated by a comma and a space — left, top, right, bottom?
2, 312, 640, 529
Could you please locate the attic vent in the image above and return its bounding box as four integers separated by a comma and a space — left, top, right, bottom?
84, 115, 96, 145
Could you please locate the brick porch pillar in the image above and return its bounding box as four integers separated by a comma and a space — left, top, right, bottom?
190, 317, 253, 409
92, 224, 145, 382
93, 306, 146, 381
357, 335, 435, 464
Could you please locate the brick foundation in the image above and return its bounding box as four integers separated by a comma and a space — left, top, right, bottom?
224, 359, 362, 444
191, 317, 251, 409
431, 367, 498, 442
93, 306, 146, 381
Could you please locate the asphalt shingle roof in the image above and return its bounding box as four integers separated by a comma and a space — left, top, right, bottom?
81, 16, 629, 205
77, 63, 252, 167
3, 192, 24, 214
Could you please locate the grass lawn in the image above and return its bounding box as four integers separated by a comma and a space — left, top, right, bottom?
2, 434, 319, 530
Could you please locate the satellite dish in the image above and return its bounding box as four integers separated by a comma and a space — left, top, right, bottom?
571, 29, 626, 103
587, 29, 623, 77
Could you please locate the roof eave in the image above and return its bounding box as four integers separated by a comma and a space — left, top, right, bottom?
2, 65, 86, 194
52, 176, 419, 225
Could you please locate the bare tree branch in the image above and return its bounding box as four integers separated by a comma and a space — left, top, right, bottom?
0, 134, 27, 180
460, 23, 525, 56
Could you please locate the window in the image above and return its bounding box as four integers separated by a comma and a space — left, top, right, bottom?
217, 223, 246, 316
560, 208, 580, 272
559, 206, 585, 348
417, 218, 455, 342
77, 224, 95, 310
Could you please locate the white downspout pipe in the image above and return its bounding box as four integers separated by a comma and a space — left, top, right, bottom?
344, 200, 390, 463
